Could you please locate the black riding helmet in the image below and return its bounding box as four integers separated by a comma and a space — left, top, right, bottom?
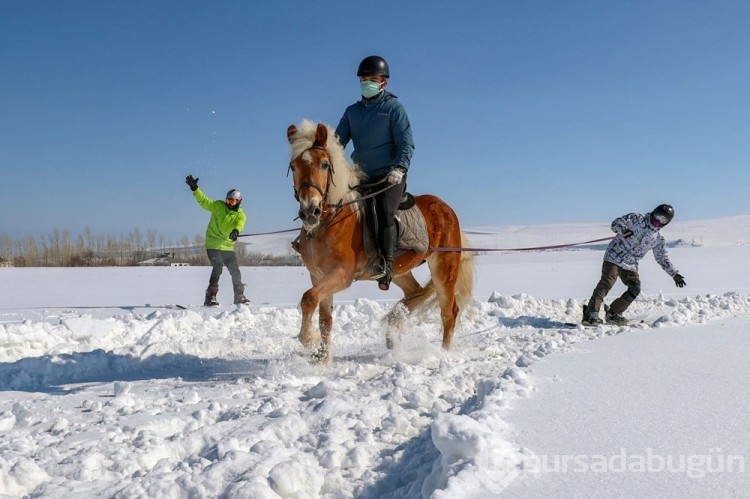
650, 203, 674, 227
357, 55, 389, 78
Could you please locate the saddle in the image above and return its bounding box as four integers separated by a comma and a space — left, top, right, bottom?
362, 192, 429, 267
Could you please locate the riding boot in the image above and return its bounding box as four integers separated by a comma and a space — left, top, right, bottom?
204, 285, 219, 306
377, 225, 397, 291
290, 235, 301, 254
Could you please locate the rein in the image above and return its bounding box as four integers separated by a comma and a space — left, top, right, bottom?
290, 144, 399, 237
334, 178, 396, 209
310, 179, 398, 237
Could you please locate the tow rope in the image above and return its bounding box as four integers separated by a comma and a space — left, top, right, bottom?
238, 228, 614, 253
236, 228, 299, 238
428, 235, 615, 252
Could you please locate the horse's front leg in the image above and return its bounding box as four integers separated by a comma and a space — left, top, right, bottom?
298, 289, 320, 349
315, 295, 334, 364
299, 268, 351, 364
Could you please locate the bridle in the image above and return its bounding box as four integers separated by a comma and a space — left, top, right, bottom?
288, 145, 399, 238
288, 145, 343, 238
288, 145, 335, 203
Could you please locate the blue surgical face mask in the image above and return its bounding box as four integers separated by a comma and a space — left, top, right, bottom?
360, 80, 382, 99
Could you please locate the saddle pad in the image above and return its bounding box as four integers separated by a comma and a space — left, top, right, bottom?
395, 204, 429, 253
363, 198, 429, 257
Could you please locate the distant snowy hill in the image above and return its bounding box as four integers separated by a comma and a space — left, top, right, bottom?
243, 215, 750, 256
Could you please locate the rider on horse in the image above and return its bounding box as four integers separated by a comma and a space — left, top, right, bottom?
335, 55, 415, 290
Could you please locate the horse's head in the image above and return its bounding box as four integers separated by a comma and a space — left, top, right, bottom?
287, 121, 364, 231
287, 122, 334, 230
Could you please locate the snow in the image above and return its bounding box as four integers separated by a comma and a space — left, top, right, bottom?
504, 321, 750, 497
1, 217, 749, 498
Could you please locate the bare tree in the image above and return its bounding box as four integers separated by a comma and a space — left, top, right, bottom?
0, 228, 296, 267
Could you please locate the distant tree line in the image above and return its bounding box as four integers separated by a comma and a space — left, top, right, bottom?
0, 228, 301, 267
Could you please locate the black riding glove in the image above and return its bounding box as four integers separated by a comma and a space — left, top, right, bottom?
673, 273, 686, 288
185, 175, 199, 191
229, 229, 239, 242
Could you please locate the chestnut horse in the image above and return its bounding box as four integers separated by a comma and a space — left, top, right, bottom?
287, 120, 474, 364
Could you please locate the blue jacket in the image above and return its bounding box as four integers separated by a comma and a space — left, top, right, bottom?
604, 212, 678, 276
335, 90, 415, 178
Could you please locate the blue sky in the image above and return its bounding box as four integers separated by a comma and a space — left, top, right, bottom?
2, 0, 748, 242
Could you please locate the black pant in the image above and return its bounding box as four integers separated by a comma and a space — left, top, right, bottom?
371, 173, 406, 248
206, 249, 244, 293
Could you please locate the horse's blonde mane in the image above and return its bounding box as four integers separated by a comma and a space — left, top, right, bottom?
289, 119, 364, 205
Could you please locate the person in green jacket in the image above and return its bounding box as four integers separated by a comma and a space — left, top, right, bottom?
185, 175, 250, 306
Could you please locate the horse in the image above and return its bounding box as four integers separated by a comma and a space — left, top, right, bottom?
286, 120, 474, 364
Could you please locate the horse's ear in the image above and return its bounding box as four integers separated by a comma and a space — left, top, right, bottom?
286, 125, 298, 143
313, 123, 328, 148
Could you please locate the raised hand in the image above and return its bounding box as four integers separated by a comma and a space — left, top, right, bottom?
185, 175, 199, 191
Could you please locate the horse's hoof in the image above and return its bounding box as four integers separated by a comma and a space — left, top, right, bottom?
309, 344, 328, 364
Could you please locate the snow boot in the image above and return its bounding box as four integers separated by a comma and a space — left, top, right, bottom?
582, 305, 603, 326
606, 311, 628, 325
234, 295, 250, 305
204, 286, 219, 307
233, 284, 250, 305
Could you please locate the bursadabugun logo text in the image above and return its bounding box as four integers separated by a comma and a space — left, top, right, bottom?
523, 448, 745, 479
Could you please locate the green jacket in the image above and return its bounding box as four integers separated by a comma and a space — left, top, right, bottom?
192, 188, 247, 251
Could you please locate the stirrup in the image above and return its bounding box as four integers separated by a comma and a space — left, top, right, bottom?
371, 269, 386, 280
378, 272, 392, 291
377, 267, 393, 291
370, 257, 386, 280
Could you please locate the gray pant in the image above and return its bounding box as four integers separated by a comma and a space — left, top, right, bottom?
206, 249, 244, 295
586, 261, 641, 315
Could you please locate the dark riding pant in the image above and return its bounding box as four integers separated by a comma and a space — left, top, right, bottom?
586, 261, 641, 315
365, 172, 406, 287
374, 176, 406, 248
206, 249, 244, 295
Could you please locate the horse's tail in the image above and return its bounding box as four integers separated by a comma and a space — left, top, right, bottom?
454, 232, 475, 314
399, 232, 475, 317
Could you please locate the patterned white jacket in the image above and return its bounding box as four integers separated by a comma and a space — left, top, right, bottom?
604, 212, 678, 276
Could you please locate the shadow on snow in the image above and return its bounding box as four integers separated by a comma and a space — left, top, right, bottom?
0, 350, 277, 394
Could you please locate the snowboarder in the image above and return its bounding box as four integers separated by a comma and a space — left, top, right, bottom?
582, 204, 686, 325
334, 55, 415, 291
185, 175, 250, 306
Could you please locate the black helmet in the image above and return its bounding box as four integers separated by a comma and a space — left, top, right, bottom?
226, 189, 242, 210
357, 55, 389, 78
650, 203, 674, 227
